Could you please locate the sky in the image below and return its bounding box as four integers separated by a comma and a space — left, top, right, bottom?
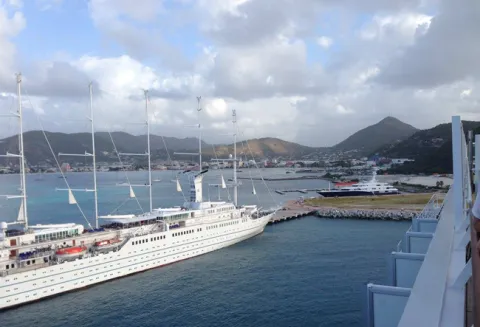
0, 0, 479, 147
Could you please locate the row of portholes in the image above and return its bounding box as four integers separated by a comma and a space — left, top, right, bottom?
2, 233, 248, 305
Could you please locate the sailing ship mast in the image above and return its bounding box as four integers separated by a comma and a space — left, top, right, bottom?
173, 96, 203, 189
145, 90, 153, 212
58, 82, 99, 228
17, 73, 28, 227
90, 83, 99, 228
197, 96, 202, 171
211, 109, 240, 206
0, 74, 29, 227
117, 89, 153, 212
232, 109, 238, 207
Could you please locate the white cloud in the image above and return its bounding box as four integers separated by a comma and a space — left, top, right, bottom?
0, 3, 26, 86
359, 12, 432, 45
317, 36, 333, 49
0, 0, 479, 148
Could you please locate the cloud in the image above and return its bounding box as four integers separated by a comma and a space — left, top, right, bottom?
88, 0, 191, 70
317, 36, 333, 49
0, 2, 26, 87
0, 0, 479, 149
375, 0, 480, 88
208, 38, 329, 100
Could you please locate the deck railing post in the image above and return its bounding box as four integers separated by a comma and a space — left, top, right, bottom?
471, 133, 480, 327
452, 116, 464, 228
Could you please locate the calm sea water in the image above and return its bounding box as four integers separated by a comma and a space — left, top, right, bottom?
0, 169, 409, 326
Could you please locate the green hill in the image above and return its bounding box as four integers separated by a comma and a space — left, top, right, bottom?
333, 116, 418, 155
0, 132, 322, 165
375, 121, 480, 174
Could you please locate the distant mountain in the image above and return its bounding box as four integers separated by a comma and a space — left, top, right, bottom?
333, 116, 418, 155
206, 137, 324, 159
376, 121, 480, 174
0, 132, 322, 166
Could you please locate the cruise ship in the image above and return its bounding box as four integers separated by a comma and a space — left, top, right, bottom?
0, 75, 273, 311
364, 116, 479, 326
317, 169, 399, 197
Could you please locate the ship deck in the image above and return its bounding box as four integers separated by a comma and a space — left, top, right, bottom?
364, 116, 478, 327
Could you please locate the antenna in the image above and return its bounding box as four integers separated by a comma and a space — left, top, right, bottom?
145, 89, 153, 212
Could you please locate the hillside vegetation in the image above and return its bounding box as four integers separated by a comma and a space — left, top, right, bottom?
333, 116, 418, 155
375, 121, 480, 174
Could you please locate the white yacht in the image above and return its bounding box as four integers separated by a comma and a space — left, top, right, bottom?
317, 169, 399, 197
0, 75, 273, 311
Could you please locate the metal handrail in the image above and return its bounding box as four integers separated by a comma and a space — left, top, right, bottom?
470, 213, 480, 327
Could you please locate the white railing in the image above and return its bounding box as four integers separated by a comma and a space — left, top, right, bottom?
396, 193, 444, 252
397, 116, 472, 327
416, 192, 444, 220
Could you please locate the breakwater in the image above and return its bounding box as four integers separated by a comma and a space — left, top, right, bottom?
267, 206, 418, 224
315, 208, 417, 221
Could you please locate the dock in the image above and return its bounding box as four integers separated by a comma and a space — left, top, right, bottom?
268, 208, 315, 224
267, 193, 443, 225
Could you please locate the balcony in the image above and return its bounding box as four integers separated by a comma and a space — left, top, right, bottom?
365, 116, 476, 327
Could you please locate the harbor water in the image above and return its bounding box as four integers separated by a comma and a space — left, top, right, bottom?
0, 170, 409, 326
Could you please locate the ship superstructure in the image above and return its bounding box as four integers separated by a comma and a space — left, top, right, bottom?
0, 76, 272, 310
317, 169, 399, 197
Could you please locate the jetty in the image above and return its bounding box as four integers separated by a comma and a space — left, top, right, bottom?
268, 208, 315, 224
238, 175, 326, 181
268, 192, 444, 224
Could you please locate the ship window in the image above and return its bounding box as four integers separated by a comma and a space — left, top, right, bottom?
32, 260, 35, 264
27, 260, 30, 265
132, 242, 134, 245
5, 264, 9, 269
11, 263, 14, 268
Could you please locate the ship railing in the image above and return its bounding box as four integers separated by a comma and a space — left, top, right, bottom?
470, 134, 480, 327
469, 209, 480, 327
397, 116, 473, 327
415, 192, 444, 220
396, 226, 412, 253
395, 193, 446, 252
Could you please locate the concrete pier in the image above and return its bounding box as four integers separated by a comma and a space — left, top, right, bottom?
268, 208, 315, 224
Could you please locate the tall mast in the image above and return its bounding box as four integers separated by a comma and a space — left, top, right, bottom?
145, 90, 152, 212
89, 83, 99, 228
197, 96, 202, 171
232, 109, 238, 207
17, 73, 28, 228
58, 82, 100, 230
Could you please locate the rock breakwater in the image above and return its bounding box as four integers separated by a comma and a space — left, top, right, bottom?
315, 208, 417, 221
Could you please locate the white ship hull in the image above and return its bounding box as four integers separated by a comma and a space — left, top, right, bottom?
0, 216, 270, 310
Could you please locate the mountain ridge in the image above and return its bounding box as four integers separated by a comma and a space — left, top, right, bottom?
375, 120, 480, 174
0, 116, 431, 165
333, 116, 418, 155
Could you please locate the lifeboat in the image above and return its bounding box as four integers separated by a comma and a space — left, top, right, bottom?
94, 239, 122, 251
55, 246, 87, 259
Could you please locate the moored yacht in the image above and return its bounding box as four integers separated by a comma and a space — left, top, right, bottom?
317, 169, 399, 197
